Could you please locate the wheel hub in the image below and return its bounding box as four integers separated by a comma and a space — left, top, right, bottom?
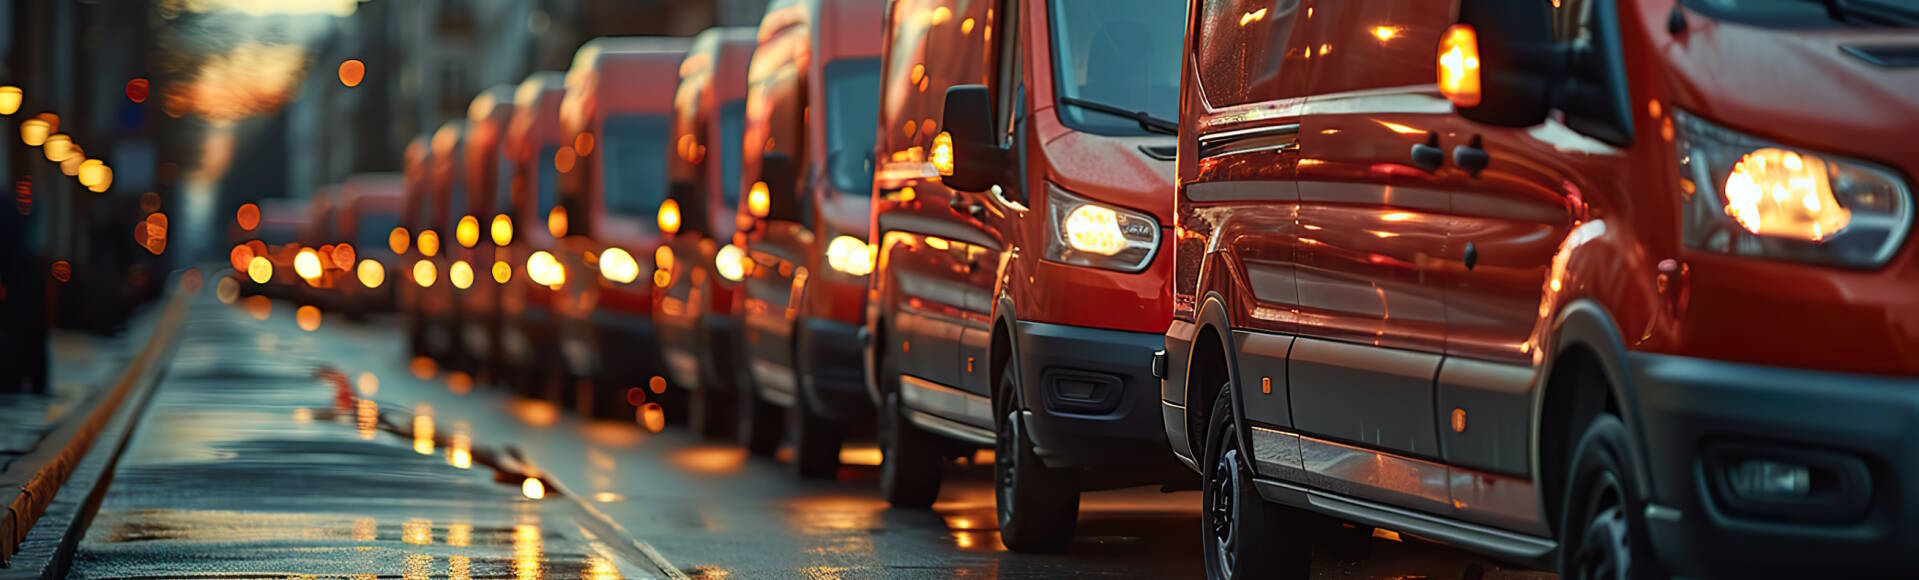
1209, 447, 1240, 577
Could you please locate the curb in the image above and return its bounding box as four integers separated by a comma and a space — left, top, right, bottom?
0, 286, 191, 566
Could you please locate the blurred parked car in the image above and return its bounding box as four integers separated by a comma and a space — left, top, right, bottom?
400, 134, 436, 357
321, 173, 405, 318
655, 27, 758, 438
463, 86, 520, 382
420, 122, 468, 365
554, 37, 691, 418
254, 199, 314, 298
500, 71, 571, 399
731, 0, 885, 477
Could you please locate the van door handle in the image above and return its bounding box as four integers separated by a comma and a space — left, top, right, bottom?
1410, 138, 1445, 173
1454, 138, 1490, 176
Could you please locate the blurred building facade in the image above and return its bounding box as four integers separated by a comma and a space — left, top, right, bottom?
284, 0, 770, 203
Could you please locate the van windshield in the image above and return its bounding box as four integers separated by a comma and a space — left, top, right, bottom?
1048, 0, 1184, 136
1679, 0, 1915, 28
357, 213, 402, 252
601, 114, 671, 220
825, 58, 880, 195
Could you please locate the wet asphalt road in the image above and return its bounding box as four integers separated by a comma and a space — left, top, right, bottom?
71, 286, 1552, 579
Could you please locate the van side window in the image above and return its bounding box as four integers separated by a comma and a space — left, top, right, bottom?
1194, 0, 1303, 107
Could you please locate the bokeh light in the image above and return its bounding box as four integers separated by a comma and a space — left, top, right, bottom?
0, 86, 20, 115
449, 260, 474, 289
247, 256, 273, 283
215, 277, 240, 304
338, 59, 366, 87
296, 305, 321, 331
640, 402, 666, 433
490, 214, 512, 246
357, 259, 385, 288
236, 202, 260, 231
412, 260, 437, 287
294, 248, 323, 281
245, 295, 271, 320
547, 207, 568, 238
389, 226, 410, 254
125, 78, 150, 103
456, 215, 480, 248
418, 229, 440, 256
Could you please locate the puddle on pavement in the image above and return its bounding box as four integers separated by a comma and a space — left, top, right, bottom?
68, 299, 657, 579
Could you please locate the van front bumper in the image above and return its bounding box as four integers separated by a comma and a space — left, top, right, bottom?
1632, 352, 1919, 577
1016, 321, 1182, 486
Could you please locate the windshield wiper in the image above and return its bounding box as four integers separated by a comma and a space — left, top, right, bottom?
1060, 97, 1177, 136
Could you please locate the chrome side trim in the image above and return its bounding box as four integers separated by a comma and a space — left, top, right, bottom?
1299, 434, 1453, 515
1253, 477, 1557, 565
1197, 123, 1300, 159
1249, 426, 1305, 481
900, 374, 993, 427
1184, 181, 1297, 203
907, 409, 995, 446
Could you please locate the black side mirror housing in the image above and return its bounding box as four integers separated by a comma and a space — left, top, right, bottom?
667, 180, 701, 234
939, 84, 1004, 193
1454, 0, 1560, 128
1455, 0, 1633, 145
559, 192, 590, 238
759, 151, 800, 221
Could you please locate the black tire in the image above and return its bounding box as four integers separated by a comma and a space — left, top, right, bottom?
1201, 384, 1308, 580
790, 393, 845, 479
1558, 415, 1664, 580
736, 377, 783, 456
995, 362, 1079, 553
879, 390, 942, 508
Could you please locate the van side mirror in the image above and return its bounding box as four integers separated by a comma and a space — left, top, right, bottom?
665, 180, 700, 235
1453, 0, 1632, 145
938, 85, 1004, 193
1452, 0, 1559, 128
757, 151, 800, 221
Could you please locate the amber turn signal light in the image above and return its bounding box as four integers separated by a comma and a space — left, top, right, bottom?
1438, 24, 1482, 108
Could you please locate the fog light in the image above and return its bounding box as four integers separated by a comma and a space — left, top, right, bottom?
1728, 459, 1811, 500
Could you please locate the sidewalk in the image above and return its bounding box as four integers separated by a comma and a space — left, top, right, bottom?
0, 332, 139, 475
1, 280, 188, 570
63, 290, 669, 579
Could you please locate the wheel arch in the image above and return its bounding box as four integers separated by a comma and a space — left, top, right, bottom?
1532, 298, 1649, 532
990, 295, 1019, 425
1185, 293, 1241, 463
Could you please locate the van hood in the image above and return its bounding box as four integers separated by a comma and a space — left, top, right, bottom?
1042, 131, 1177, 225
1663, 12, 1919, 174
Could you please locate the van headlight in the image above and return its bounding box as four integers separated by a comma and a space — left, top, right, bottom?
1675, 110, 1912, 267
715, 243, 747, 282
599, 247, 640, 284
825, 235, 873, 276
1044, 184, 1159, 272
